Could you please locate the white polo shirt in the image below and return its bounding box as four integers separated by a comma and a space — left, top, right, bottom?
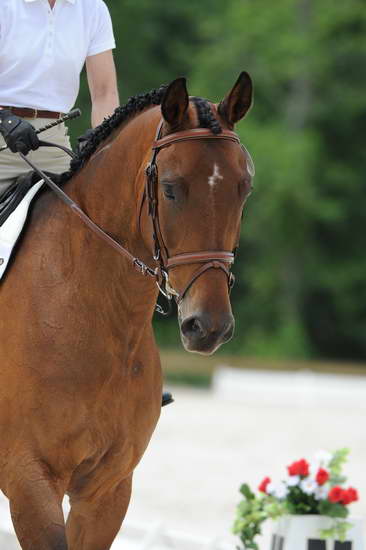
0, 0, 116, 113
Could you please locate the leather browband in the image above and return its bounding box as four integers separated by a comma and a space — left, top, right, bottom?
153, 128, 240, 150
167, 251, 234, 270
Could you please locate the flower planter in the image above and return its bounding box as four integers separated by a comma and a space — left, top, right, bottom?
270, 515, 364, 550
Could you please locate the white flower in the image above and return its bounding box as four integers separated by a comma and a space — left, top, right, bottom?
286, 475, 300, 487
300, 478, 318, 495
315, 484, 329, 500
268, 481, 289, 499
274, 482, 289, 499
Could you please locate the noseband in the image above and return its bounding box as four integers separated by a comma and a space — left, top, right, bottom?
145, 121, 242, 305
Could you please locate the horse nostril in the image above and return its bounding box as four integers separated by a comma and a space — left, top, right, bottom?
181, 316, 207, 340
222, 319, 235, 343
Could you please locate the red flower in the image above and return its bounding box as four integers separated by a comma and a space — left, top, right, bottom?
347, 487, 359, 503
328, 486, 344, 503
316, 468, 330, 486
340, 487, 359, 505
287, 459, 310, 477
258, 477, 271, 493
329, 486, 359, 506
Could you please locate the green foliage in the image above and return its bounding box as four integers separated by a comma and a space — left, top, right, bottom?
233, 486, 284, 550
318, 500, 349, 519
187, 0, 366, 360
320, 521, 354, 542
329, 449, 349, 476
240, 484, 256, 501
328, 448, 349, 485
71, 1, 366, 361
163, 370, 211, 388
286, 486, 319, 515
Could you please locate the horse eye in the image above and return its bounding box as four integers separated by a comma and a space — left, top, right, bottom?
163, 184, 175, 201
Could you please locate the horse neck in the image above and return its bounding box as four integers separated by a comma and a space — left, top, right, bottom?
67, 108, 160, 262
55, 109, 162, 321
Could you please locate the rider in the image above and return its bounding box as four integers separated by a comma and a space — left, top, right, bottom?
0, 0, 173, 407
0, 0, 119, 195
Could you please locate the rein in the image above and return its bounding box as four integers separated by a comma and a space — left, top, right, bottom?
16, 118, 244, 313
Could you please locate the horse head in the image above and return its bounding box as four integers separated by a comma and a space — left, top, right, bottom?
149, 73, 254, 355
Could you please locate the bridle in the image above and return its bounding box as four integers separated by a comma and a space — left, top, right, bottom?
144, 121, 243, 306
14, 118, 248, 314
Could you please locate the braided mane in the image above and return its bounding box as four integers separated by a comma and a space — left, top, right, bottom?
191, 97, 222, 135
60, 85, 222, 183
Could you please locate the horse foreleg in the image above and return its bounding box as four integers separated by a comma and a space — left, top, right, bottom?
66, 475, 132, 550
6, 463, 67, 550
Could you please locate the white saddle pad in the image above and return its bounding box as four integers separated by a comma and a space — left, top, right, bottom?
0, 179, 44, 280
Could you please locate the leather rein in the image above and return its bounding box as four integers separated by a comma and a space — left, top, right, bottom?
17, 120, 244, 313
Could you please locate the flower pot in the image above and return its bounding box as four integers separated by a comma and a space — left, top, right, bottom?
270, 515, 364, 550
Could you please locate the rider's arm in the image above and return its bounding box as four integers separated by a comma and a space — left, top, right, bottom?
86, 50, 119, 128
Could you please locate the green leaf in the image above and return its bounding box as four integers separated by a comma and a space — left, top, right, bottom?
329, 449, 349, 478
318, 500, 349, 519
330, 474, 347, 486
233, 483, 279, 548
320, 520, 354, 541
240, 483, 256, 501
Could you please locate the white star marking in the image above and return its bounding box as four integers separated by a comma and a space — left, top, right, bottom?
208, 163, 223, 188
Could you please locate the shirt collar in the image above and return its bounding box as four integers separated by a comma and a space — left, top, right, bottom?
24, 0, 76, 4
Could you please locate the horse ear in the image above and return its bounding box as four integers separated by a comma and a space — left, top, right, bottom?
161, 77, 189, 127
218, 71, 253, 126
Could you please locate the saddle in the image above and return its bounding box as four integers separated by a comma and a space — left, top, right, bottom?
0, 170, 62, 280
0, 170, 61, 228
0, 111, 79, 280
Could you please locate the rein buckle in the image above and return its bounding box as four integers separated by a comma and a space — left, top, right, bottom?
133, 259, 149, 276
155, 269, 178, 301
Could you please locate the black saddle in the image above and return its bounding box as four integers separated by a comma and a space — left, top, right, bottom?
0, 170, 61, 228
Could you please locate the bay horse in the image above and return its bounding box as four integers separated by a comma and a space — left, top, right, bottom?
0, 72, 253, 550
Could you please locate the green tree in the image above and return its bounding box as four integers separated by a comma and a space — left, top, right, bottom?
71, 1, 366, 361
188, 0, 366, 359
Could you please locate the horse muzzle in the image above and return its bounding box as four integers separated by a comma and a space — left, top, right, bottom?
179, 311, 235, 355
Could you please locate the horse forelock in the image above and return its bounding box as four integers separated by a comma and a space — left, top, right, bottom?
190, 97, 222, 135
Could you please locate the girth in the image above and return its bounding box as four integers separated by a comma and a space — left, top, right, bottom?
145, 121, 241, 304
